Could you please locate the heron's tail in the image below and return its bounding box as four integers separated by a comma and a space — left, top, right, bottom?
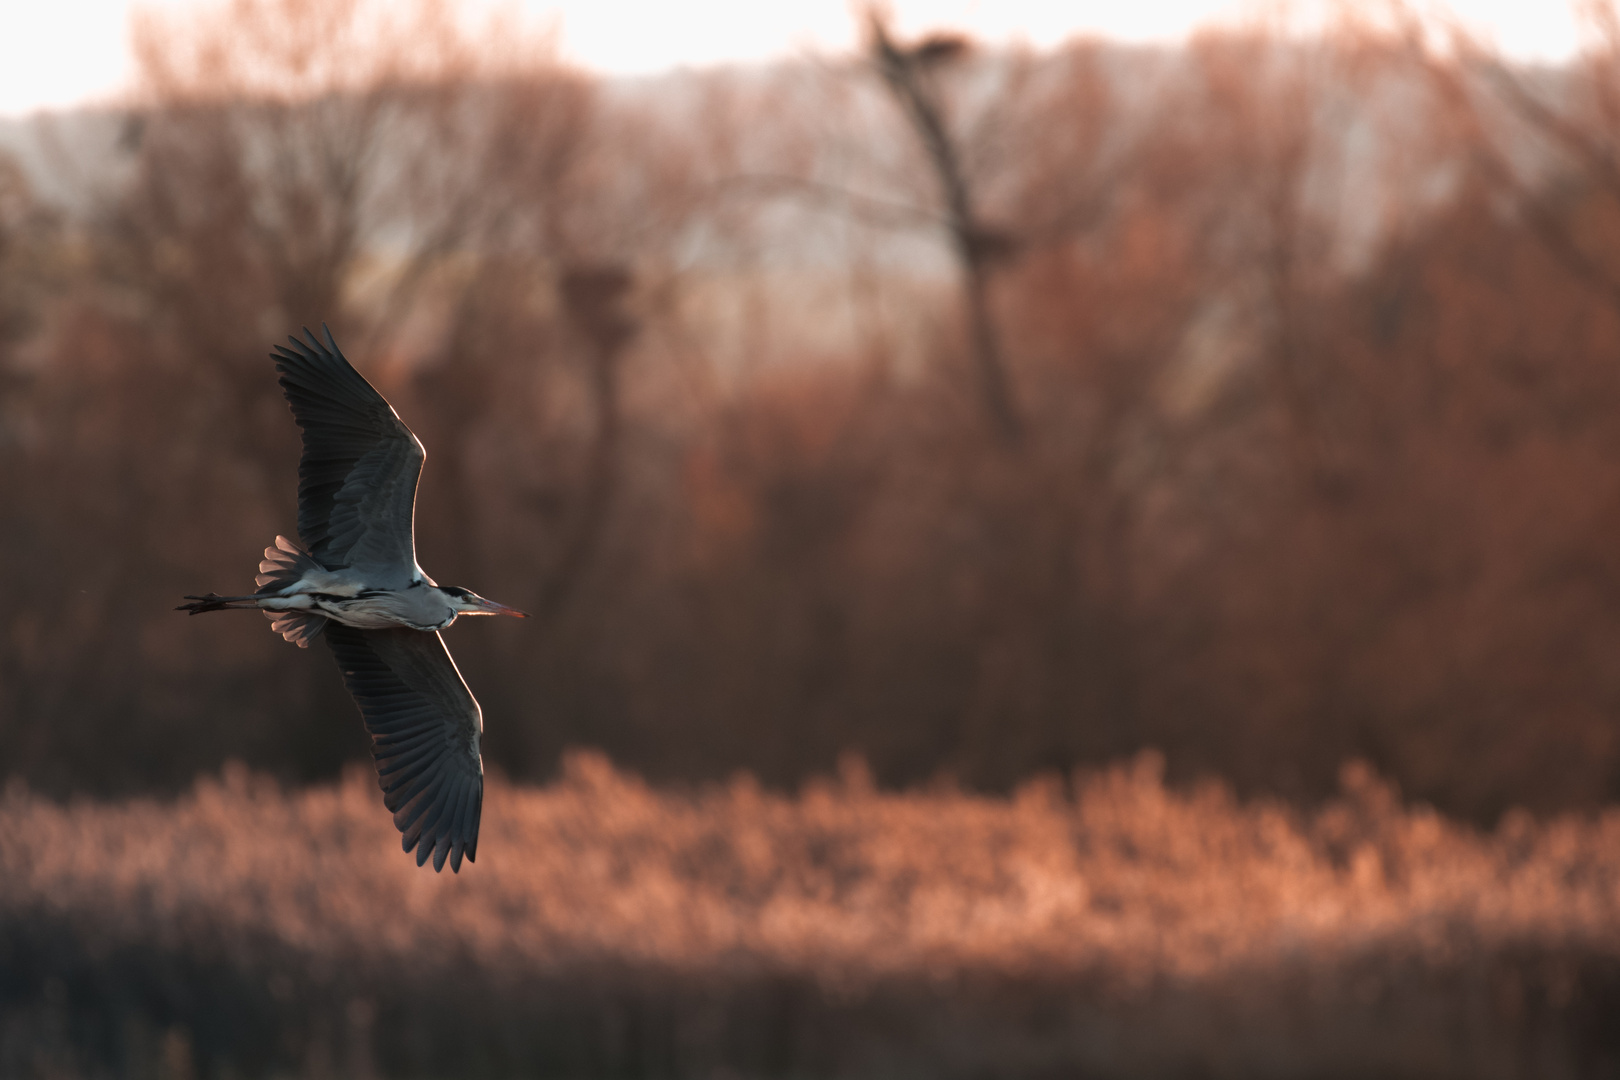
265, 609, 326, 648
256, 535, 328, 648
256, 534, 322, 591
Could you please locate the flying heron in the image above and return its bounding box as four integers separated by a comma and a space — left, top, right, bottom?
178, 326, 527, 873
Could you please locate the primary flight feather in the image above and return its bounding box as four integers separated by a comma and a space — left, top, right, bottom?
178, 326, 528, 872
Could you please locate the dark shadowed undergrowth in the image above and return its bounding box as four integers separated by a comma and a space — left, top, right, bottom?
4, 753, 1620, 1078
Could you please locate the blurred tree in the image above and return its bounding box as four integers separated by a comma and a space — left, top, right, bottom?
2, 0, 599, 792
866, 10, 1022, 446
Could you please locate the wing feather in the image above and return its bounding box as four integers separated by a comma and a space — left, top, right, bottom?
325, 624, 483, 872
272, 326, 424, 581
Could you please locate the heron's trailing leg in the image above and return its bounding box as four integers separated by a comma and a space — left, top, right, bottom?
177, 537, 330, 646
176, 593, 264, 614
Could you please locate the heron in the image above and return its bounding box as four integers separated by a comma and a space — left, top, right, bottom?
178, 326, 527, 873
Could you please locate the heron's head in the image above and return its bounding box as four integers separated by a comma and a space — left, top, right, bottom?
440, 585, 529, 618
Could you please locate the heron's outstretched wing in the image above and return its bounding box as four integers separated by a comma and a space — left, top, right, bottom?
325, 623, 484, 872
272, 326, 424, 581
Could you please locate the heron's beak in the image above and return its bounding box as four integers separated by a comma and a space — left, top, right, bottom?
481, 598, 530, 618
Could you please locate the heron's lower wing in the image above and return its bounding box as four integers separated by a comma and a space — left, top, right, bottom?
325, 624, 484, 872
273, 327, 424, 580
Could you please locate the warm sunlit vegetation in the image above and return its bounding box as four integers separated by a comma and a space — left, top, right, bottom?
4, 754, 1620, 1075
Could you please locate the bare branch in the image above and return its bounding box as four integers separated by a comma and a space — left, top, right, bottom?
865, 7, 1023, 447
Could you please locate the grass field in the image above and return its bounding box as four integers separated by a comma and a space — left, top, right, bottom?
4, 752, 1620, 1077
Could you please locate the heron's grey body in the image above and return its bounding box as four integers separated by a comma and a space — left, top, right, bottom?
179, 327, 527, 873
251, 535, 461, 635
260, 576, 460, 631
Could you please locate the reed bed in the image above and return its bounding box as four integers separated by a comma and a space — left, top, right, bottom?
4, 753, 1620, 1077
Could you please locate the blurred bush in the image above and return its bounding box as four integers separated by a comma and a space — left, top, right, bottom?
9, 0, 1620, 819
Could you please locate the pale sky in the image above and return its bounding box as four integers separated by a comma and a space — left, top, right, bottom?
0, 0, 1587, 118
